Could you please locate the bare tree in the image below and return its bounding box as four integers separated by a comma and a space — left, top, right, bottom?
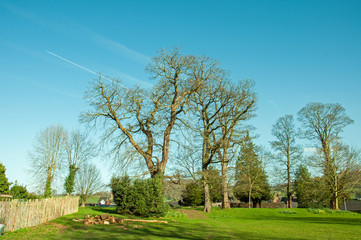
75, 163, 104, 207
216, 79, 256, 209
190, 73, 227, 212
174, 129, 202, 181
331, 145, 361, 200
190, 77, 256, 212
82, 48, 211, 180
270, 114, 302, 208
298, 102, 354, 209
64, 130, 96, 195
29, 125, 67, 197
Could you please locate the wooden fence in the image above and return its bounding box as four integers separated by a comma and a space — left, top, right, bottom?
0, 196, 79, 232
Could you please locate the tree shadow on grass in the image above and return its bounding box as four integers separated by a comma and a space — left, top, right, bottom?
89, 206, 119, 215
50, 221, 304, 240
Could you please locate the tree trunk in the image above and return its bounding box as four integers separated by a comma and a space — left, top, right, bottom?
203, 175, 211, 212
202, 135, 212, 213
44, 170, 53, 197
335, 193, 339, 210
248, 187, 252, 209
287, 196, 292, 209
323, 143, 337, 210
287, 154, 292, 208
252, 200, 257, 208
330, 196, 335, 209
221, 160, 230, 208
334, 172, 338, 210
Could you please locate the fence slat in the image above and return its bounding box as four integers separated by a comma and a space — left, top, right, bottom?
0, 196, 79, 232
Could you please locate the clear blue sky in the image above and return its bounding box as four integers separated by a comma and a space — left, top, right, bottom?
1, 0, 360, 190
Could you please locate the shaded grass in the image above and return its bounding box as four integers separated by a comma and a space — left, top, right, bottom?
2, 207, 361, 239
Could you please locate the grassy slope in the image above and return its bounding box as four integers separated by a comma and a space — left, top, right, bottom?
2, 207, 361, 240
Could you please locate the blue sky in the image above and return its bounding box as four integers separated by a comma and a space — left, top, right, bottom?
1, 0, 360, 190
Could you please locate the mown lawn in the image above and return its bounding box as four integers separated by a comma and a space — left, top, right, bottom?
2, 207, 361, 239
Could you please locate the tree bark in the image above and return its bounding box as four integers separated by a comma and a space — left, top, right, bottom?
248, 186, 252, 209
287, 159, 292, 208
221, 160, 230, 208
44, 169, 53, 197
203, 174, 212, 212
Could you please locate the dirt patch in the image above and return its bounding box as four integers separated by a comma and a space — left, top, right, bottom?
175, 209, 206, 219
49, 223, 69, 230
47, 222, 69, 233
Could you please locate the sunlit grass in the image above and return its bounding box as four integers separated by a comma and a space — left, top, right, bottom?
2, 207, 361, 239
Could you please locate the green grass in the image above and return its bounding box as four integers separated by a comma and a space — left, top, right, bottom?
85, 197, 99, 204
2, 207, 361, 239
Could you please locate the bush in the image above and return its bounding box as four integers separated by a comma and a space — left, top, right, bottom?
181, 167, 223, 207
182, 181, 204, 206
305, 208, 355, 215
278, 210, 297, 214
10, 183, 28, 199
110, 174, 169, 217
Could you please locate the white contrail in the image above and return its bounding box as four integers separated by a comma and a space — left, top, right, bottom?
46, 50, 127, 88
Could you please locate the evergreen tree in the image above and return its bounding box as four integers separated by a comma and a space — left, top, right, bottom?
294, 165, 329, 208
182, 181, 204, 206
0, 162, 10, 194
64, 164, 79, 195
294, 165, 310, 207
111, 174, 169, 217
234, 133, 271, 208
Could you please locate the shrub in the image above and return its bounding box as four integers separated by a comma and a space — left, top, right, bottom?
10, 183, 28, 199
278, 210, 297, 214
306, 208, 349, 214
182, 181, 204, 206
110, 174, 169, 217
181, 167, 223, 207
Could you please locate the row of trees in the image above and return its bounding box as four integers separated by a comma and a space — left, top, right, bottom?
271, 103, 360, 209
80, 48, 360, 211
27, 126, 103, 204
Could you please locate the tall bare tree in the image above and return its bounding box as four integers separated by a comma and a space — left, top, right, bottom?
298, 102, 354, 209
75, 163, 104, 207
29, 125, 67, 197
190, 76, 256, 212
190, 74, 227, 212
216, 79, 256, 208
82, 48, 216, 181
64, 130, 96, 195
270, 114, 302, 208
